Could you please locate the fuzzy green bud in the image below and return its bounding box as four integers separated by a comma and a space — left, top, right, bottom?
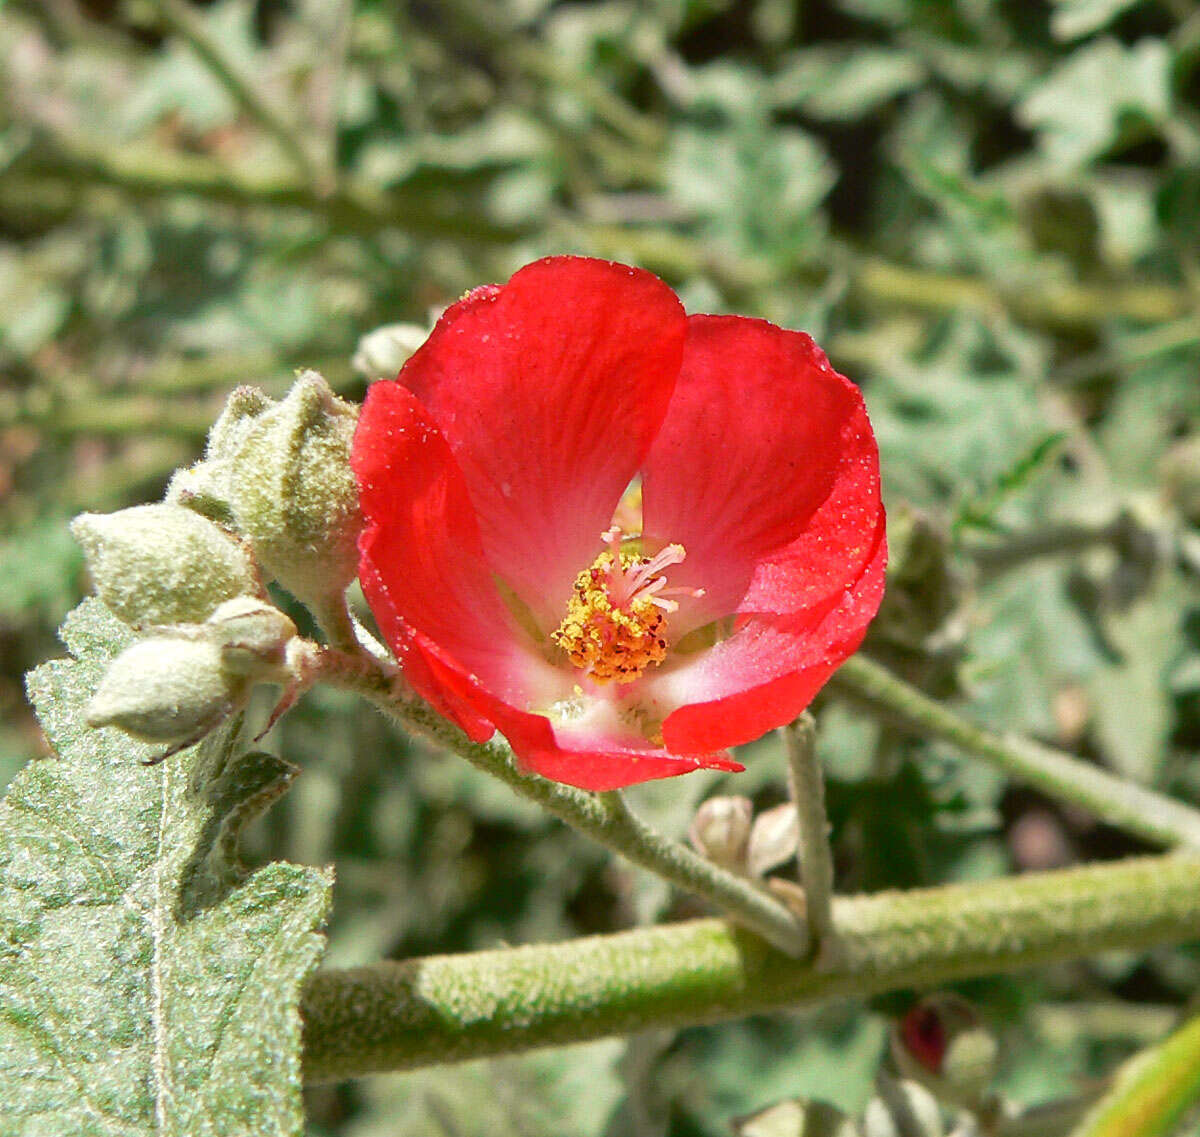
688, 796, 753, 872
351, 322, 429, 379
167, 386, 274, 522
72, 504, 260, 627
86, 638, 248, 746
207, 596, 298, 676
746, 802, 799, 878
228, 371, 362, 609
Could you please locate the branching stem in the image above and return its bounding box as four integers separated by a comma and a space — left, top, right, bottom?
831, 655, 1200, 850
301, 851, 1200, 1081
143, 0, 321, 187
312, 644, 806, 956
296, 640, 1200, 1082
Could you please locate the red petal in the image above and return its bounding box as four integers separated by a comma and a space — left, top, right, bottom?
424, 655, 743, 791
643, 315, 884, 630
659, 526, 886, 752
353, 380, 567, 727
496, 714, 743, 793
640, 315, 886, 750
397, 256, 686, 629
357, 554, 495, 743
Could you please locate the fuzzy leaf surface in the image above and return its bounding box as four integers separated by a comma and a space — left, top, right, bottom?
0, 600, 331, 1136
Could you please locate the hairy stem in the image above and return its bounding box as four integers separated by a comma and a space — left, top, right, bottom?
831, 655, 1200, 850
300, 851, 1200, 1081
784, 714, 838, 961
307, 593, 362, 656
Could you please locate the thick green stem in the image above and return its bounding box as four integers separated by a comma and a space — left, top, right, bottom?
784, 715, 838, 961
300, 851, 1200, 1081
831, 655, 1200, 850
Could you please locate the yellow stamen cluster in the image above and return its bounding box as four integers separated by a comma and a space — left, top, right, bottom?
552, 552, 669, 684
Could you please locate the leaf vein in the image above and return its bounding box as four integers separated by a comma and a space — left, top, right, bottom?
3, 791, 123, 901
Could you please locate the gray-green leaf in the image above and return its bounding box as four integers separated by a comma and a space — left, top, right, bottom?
0, 599, 332, 1136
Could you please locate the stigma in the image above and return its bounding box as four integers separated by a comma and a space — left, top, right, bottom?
551, 527, 701, 685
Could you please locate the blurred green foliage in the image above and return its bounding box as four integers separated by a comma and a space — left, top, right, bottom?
1, 0, 1198, 1133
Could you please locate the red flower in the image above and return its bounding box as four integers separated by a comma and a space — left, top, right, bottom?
352, 257, 886, 791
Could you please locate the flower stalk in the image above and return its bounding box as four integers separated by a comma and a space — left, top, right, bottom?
783, 714, 839, 962
831, 654, 1200, 850
385, 689, 809, 956
285, 616, 802, 953
300, 850, 1200, 1082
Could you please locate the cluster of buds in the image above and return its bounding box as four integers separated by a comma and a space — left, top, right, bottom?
76, 371, 363, 759
168, 370, 362, 616
688, 795, 800, 881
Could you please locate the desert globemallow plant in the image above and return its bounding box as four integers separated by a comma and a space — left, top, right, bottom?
10, 256, 1200, 1137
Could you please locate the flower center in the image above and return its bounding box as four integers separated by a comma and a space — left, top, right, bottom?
551, 527, 700, 685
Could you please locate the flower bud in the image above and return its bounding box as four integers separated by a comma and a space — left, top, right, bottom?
72, 504, 260, 627
166, 386, 274, 521
207, 597, 298, 676
688, 796, 753, 871
863, 1077, 943, 1137
352, 322, 429, 378
86, 637, 248, 747
228, 371, 362, 609
891, 994, 998, 1111
733, 1097, 858, 1137
747, 802, 800, 878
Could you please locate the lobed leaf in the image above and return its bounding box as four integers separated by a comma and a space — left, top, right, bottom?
0, 600, 331, 1136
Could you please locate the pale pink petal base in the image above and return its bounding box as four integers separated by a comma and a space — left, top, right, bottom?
422, 650, 744, 791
